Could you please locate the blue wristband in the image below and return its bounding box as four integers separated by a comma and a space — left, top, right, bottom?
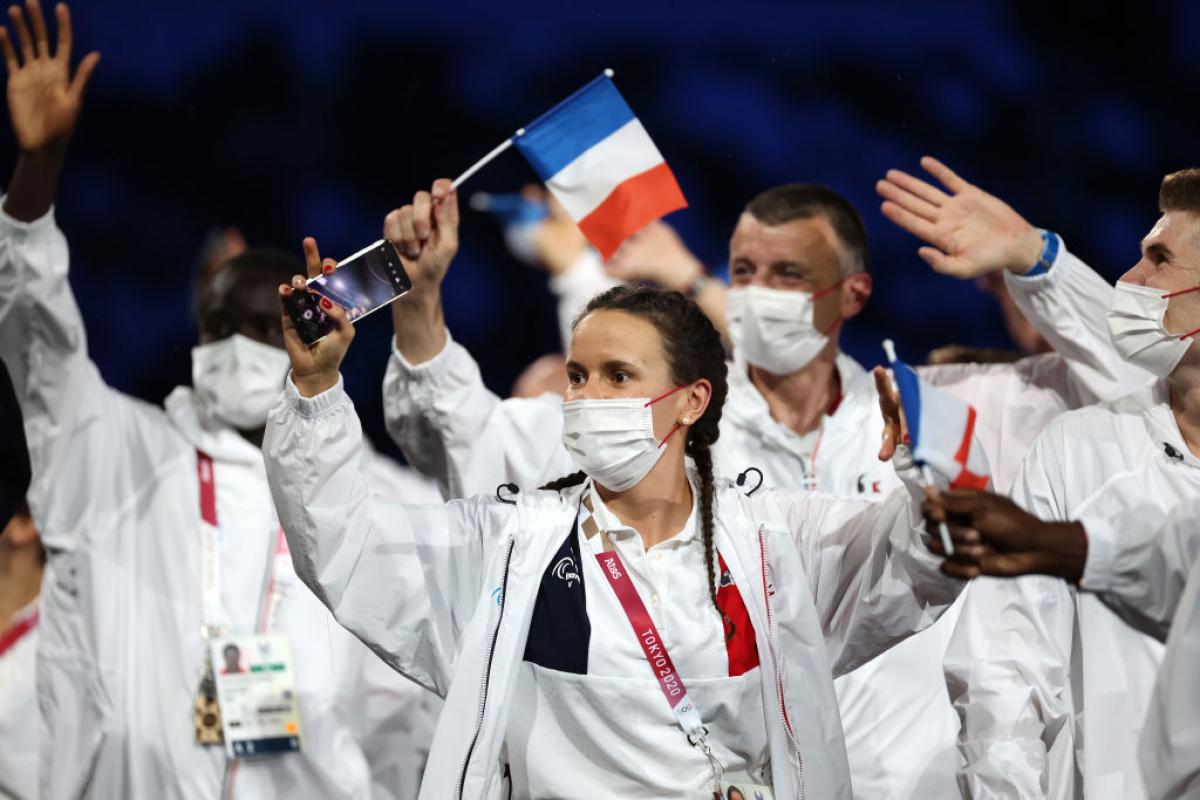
1024, 229, 1058, 277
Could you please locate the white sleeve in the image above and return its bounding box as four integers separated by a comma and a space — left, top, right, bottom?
943, 428, 1078, 798
1138, 554, 1200, 800
1080, 496, 1200, 643
382, 333, 574, 499
1004, 238, 1153, 404
750, 448, 962, 675
546, 249, 619, 350
0, 203, 156, 551
265, 375, 514, 696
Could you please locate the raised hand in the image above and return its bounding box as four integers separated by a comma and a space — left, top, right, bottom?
279, 237, 353, 398
526, 185, 588, 276
384, 179, 460, 295
1, 1, 98, 156
922, 489, 1087, 581
605, 220, 705, 290
876, 156, 1044, 277
873, 366, 907, 462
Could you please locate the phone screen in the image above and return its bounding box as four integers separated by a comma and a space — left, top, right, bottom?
307, 240, 412, 324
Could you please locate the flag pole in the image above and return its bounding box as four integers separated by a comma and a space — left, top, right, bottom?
882, 339, 954, 556
451, 128, 526, 190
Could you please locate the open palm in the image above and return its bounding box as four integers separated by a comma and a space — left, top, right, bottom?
0, 1, 98, 155
876, 156, 1043, 278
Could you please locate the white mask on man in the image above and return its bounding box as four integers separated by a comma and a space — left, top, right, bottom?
726, 283, 841, 375
560, 387, 686, 492
191, 334, 291, 430
1107, 281, 1200, 378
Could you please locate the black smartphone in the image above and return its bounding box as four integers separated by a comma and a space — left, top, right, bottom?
284, 240, 412, 345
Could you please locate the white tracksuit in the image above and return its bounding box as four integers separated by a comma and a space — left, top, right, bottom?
1137, 510, 1200, 800
0, 602, 38, 800
944, 379, 1200, 798
0, 206, 442, 799
381, 239, 1146, 798
263, 373, 963, 799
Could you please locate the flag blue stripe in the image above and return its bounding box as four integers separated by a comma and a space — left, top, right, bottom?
891, 359, 923, 457
513, 74, 636, 179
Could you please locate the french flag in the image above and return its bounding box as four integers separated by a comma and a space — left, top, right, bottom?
888, 347, 990, 491
513, 72, 687, 259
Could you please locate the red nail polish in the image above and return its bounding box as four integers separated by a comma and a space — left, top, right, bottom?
320, 298, 332, 310
323, 264, 333, 274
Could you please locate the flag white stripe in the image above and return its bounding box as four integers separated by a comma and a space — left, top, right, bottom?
546, 119, 666, 221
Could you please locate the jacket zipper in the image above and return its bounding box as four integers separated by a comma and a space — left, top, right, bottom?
456, 536, 515, 800
759, 527, 805, 799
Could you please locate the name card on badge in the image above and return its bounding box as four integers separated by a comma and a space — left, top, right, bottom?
210, 634, 304, 759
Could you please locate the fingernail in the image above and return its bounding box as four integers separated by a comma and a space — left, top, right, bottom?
323, 264, 333, 274
282, 286, 293, 295
320, 298, 332, 310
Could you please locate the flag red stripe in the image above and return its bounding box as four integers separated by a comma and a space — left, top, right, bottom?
578, 162, 687, 259
952, 405, 977, 469
950, 467, 990, 491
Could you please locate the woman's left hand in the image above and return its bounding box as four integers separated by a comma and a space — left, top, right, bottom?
280, 236, 354, 398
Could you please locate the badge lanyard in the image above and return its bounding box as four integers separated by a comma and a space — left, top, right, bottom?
195, 450, 289, 752
580, 488, 725, 791
197, 451, 288, 639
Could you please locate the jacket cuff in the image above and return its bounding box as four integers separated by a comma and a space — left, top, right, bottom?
1078, 515, 1117, 592
1003, 232, 1066, 289
281, 372, 348, 418
0, 196, 57, 234
389, 330, 455, 376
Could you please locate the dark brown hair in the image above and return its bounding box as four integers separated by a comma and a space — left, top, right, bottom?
543, 285, 733, 637
1159, 169, 1200, 213
745, 183, 869, 276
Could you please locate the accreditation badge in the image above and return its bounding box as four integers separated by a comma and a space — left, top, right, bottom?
209, 634, 303, 758
710, 781, 775, 800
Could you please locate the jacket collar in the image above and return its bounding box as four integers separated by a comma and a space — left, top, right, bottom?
724, 352, 874, 440
1139, 379, 1200, 470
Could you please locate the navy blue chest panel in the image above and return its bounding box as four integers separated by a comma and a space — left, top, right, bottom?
522, 517, 761, 677
523, 518, 590, 674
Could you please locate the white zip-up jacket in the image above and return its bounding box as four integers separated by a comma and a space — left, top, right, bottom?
264, 375, 963, 800
1080, 496, 1200, 643
944, 380, 1200, 799
1139, 524, 1200, 800
381, 239, 1145, 798
0, 206, 442, 800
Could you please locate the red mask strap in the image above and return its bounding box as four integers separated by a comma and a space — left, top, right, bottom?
657, 421, 684, 450
811, 278, 845, 300
645, 384, 687, 407
1162, 285, 1200, 299
1179, 326, 1200, 341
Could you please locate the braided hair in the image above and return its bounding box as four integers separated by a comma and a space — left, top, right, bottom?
541, 285, 732, 637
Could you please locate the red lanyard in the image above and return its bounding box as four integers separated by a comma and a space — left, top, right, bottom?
196, 451, 287, 635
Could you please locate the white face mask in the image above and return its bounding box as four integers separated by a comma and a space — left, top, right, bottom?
560, 387, 685, 492
726, 283, 841, 375
1107, 281, 1200, 378
191, 334, 291, 430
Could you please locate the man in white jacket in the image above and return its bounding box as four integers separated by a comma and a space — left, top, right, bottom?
0, 506, 40, 800
0, 5, 439, 797
380, 163, 1143, 796
941, 167, 1200, 798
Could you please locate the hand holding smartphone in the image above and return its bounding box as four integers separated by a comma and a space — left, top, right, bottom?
284, 240, 412, 345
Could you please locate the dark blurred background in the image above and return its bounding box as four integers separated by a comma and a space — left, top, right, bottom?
10, 0, 1198, 457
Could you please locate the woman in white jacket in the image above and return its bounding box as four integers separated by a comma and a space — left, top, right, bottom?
264, 234, 962, 799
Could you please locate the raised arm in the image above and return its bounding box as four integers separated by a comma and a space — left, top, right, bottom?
750, 368, 962, 674
878, 155, 1152, 404
269, 241, 513, 693
382, 181, 574, 498
0, 1, 120, 548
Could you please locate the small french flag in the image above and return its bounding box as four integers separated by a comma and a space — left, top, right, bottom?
512, 72, 687, 259
884, 341, 990, 491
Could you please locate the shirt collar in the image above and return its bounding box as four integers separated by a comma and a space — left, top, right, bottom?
581, 470, 700, 549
